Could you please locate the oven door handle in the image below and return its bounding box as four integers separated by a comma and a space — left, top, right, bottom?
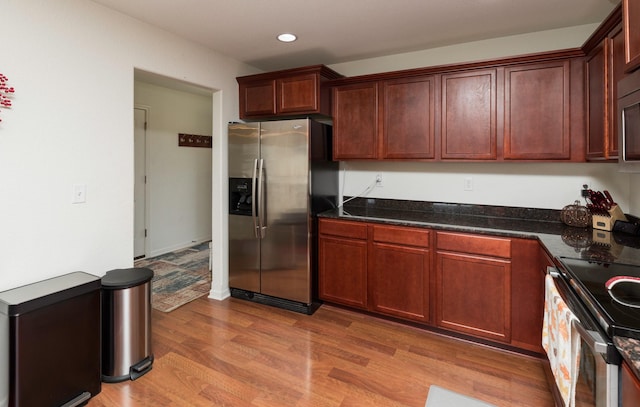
547, 266, 608, 356
571, 319, 608, 355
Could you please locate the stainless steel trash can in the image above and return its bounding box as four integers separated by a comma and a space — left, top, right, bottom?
101, 268, 154, 383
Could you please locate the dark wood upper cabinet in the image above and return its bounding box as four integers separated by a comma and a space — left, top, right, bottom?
380, 76, 436, 159
332, 76, 435, 160
237, 65, 343, 120
623, 0, 640, 72
330, 49, 585, 162
584, 6, 624, 161
441, 69, 497, 160
504, 60, 573, 160
332, 82, 379, 159
586, 42, 607, 159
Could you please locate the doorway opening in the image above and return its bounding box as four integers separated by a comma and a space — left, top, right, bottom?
133, 69, 214, 260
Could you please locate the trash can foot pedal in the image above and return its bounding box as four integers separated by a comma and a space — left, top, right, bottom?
130, 355, 154, 380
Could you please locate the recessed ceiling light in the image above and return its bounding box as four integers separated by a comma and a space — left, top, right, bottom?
277, 33, 297, 43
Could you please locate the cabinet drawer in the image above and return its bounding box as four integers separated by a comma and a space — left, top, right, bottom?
436, 231, 511, 258
319, 219, 368, 239
372, 225, 429, 247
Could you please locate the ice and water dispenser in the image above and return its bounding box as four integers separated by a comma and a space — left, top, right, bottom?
229, 178, 253, 216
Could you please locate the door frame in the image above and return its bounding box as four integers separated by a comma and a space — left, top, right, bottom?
134, 105, 150, 259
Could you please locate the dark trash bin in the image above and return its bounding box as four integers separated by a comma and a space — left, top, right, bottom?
101, 267, 154, 383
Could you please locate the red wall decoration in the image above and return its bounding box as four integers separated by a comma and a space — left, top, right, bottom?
0, 73, 15, 122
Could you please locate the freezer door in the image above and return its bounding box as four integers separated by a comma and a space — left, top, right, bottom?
259, 119, 311, 303
228, 122, 260, 178
228, 122, 260, 292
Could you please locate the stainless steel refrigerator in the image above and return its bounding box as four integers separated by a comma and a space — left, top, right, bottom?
228, 119, 338, 314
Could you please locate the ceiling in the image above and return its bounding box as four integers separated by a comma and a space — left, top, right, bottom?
93, 0, 619, 72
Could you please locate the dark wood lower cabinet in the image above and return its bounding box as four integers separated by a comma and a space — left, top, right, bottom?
369, 242, 430, 323
436, 251, 511, 343
318, 218, 545, 355
621, 361, 640, 406
510, 239, 547, 353
318, 220, 368, 309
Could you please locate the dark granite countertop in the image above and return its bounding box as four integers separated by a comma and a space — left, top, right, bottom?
318, 198, 640, 375
319, 198, 640, 266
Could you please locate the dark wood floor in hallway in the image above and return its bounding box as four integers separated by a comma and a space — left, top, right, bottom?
90, 297, 554, 406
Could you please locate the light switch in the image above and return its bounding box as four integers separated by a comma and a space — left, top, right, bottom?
73, 184, 86, 204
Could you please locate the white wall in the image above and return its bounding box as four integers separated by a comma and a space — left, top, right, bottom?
0, 0, 256, 294
134, 81, 212, 257
329, 24, 638, 214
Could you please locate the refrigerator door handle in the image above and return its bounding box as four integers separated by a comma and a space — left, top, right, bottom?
257, 158, 266, 238
251, 158, 259, 238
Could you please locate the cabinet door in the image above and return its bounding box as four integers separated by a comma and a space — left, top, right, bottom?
240, 79, 276, 117
587, 24, 625, 161
381, 76, 435, 159
369, 243, 430, 322
586, 43, 607, 159
369, 224, 431, 323
611, 24, 626, 158
504, 61, 571, 160
436, 251, 511, 343
621, 361, 640, 406
333, 83, 378, 159
277, 74, 318, 115
624, 0, 640, 72
441, 69, 497, 160
318, 234, 368, 309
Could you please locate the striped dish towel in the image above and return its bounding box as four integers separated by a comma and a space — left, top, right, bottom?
542, 274, 581, 407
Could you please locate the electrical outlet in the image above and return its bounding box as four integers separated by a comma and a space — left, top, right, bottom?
464, 177, 473, 191
581, 184, 589, 198
375, 173, 383, 187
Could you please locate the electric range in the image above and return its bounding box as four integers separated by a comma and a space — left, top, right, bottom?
558, 256, 640, 340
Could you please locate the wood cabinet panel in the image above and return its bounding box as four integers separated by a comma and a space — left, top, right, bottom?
510, 239, 545, 353
504, 61, 571, 160
611, 24, 625, 157
624, 0, 640, 72
369, 242, 430, 322
241, 79, 276, 117
436, 251, 511, 343
277, 74, 318, 114
441, 69, 497, 159
586, 17, 624, 161
318, 234, 368, 309
586, 43, 607, 159
319, 218, 368, 239
372, 224, 429, 247
381, 76, 436, 159
621, 361, 640, 406
436, 231, 511, 258
333, 83, 378, 159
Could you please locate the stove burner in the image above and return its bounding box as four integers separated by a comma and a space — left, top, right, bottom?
606, 276, 640, 309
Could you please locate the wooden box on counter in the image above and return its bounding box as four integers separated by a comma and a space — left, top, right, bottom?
592, 204, 627, 231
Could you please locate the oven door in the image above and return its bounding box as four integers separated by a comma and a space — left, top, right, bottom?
547, 268, 620, 407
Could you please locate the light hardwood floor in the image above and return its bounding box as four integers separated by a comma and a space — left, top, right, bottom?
89, 297, 554, 407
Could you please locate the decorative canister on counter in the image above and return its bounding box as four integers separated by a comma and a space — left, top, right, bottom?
560, 200, 592, 228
